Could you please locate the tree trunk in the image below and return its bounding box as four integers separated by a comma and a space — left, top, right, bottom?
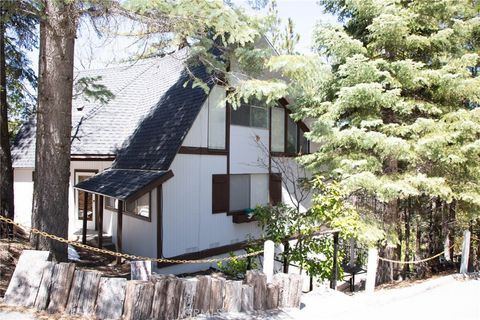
0, 2, 15, 238
403, 199, 411, 278
31, 1, 77, 261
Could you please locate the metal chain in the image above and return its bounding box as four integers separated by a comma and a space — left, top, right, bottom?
0, 215, 263, 264
377, 244, 455, 265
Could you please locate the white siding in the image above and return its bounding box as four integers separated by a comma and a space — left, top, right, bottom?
162, 154, 260, 259
121, 190, 158, 258
272, 157, 312, 213
182, 98, 208, 148
182, 86, 226, 149
13, 168, 34, 228
69, 161, 113, 235
230, 125, 269, 174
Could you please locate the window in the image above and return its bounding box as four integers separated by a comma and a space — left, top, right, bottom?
286, 117, 298, 154
231, 100, 268, 129
229, 175, 250, 212
75, 170, 97, 220
271, 106, 310, 155
208, 86, 226, 149
212, 174, 270, 213
271, 107, 285, 152
299, 128, 310, 154
105, 192, 151, 220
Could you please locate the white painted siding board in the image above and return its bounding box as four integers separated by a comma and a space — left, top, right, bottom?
13, 168, 34, 228
230, 126, 269, 174
250, 174, 269, 208
182, 99, 208, 148
122, 190, 157, 258
162, 154, 260, 259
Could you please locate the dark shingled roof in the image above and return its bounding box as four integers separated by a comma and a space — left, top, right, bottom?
12, 49, 211, 170
112, 63, 211, 171
13, 49, 214, 199
75, 169, 173, 201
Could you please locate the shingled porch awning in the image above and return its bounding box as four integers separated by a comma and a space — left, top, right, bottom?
74, 168, 173, 201
74, 169, 173, 258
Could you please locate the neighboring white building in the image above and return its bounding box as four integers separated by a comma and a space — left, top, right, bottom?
12, 49, 313, 274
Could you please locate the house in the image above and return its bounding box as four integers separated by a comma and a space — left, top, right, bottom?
12, 49, 314, 274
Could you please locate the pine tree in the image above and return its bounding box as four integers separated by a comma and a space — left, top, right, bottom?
0, 0, 38, 237
236, 0, 480, 277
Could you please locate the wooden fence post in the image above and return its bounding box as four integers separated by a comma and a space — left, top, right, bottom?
263, 240, 274, 283
365, 248, 378, 294
330, 232, 339, 290
460, 230, 471, 274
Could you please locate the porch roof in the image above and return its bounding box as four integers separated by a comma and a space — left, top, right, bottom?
74, 169, 173, 201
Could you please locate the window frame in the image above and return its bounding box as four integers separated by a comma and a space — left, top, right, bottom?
231, 101, 269, 129
271, 105, 310, 157
207, 88, 227, 150
105, 192, 152, 222
212, 173, 270, 215
74, 169, 98, 221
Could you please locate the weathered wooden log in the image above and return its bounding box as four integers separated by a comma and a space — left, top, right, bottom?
241, 284, 254, 312
66, 270, 101, 315
178, 278, 198, 319
272, 273, 290, 308
223, 280, 242, 313
34, 261, 56, 310
164, 276, 181, 320
47, 263, 76, 313
209, 276, 225, 314
245, 270, 267, 310
4, 250, 51, 307
123, 280, 155, 320
289, 274, 303, 308
266, 283, 279, 310
95, 277, 127, 320
193, 275, 212, 314
150, 275, 169, 319
130, 260, 152, 280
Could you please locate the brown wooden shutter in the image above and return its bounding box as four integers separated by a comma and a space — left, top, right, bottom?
212, 174, 229, 213
269, 173, 282, 205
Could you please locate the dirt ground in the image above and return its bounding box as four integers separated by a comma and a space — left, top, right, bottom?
0, 234, 130, 299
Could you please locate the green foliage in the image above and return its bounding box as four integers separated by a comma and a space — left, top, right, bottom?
216, 243, 259, 279
73, 76, 115, 104
254, 178, 381, 281
238, 1, 480, 245
2, 0, 38, 139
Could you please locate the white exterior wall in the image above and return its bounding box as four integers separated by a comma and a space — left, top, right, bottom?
230, 126, 269, 174
13, 168, 34, 228
162, 154, 260, 256
69, 161, 113, 236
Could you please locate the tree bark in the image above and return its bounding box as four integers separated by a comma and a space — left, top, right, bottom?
31, 1, 77, 261
0, 2, 15, 238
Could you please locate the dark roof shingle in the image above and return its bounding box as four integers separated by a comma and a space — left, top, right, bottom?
75, 169, 173, 201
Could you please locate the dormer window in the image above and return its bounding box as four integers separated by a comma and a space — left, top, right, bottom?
271, 105, 310, 155
231, 99, 269, 129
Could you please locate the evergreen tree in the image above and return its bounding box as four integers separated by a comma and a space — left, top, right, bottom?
0, 0, 37, 236
235, 0, 480, 277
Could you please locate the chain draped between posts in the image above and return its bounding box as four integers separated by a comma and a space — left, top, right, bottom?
377, 244, 455, 265
0, 215, 263, 264
1, 215, 458, 266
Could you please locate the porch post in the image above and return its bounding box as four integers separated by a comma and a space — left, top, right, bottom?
330, 231, 339, 290
82, 191, 88, 244
97, 195, 103, 249
117, 200, 123, 264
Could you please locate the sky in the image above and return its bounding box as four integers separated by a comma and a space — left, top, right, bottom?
28, 0, 339, 72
